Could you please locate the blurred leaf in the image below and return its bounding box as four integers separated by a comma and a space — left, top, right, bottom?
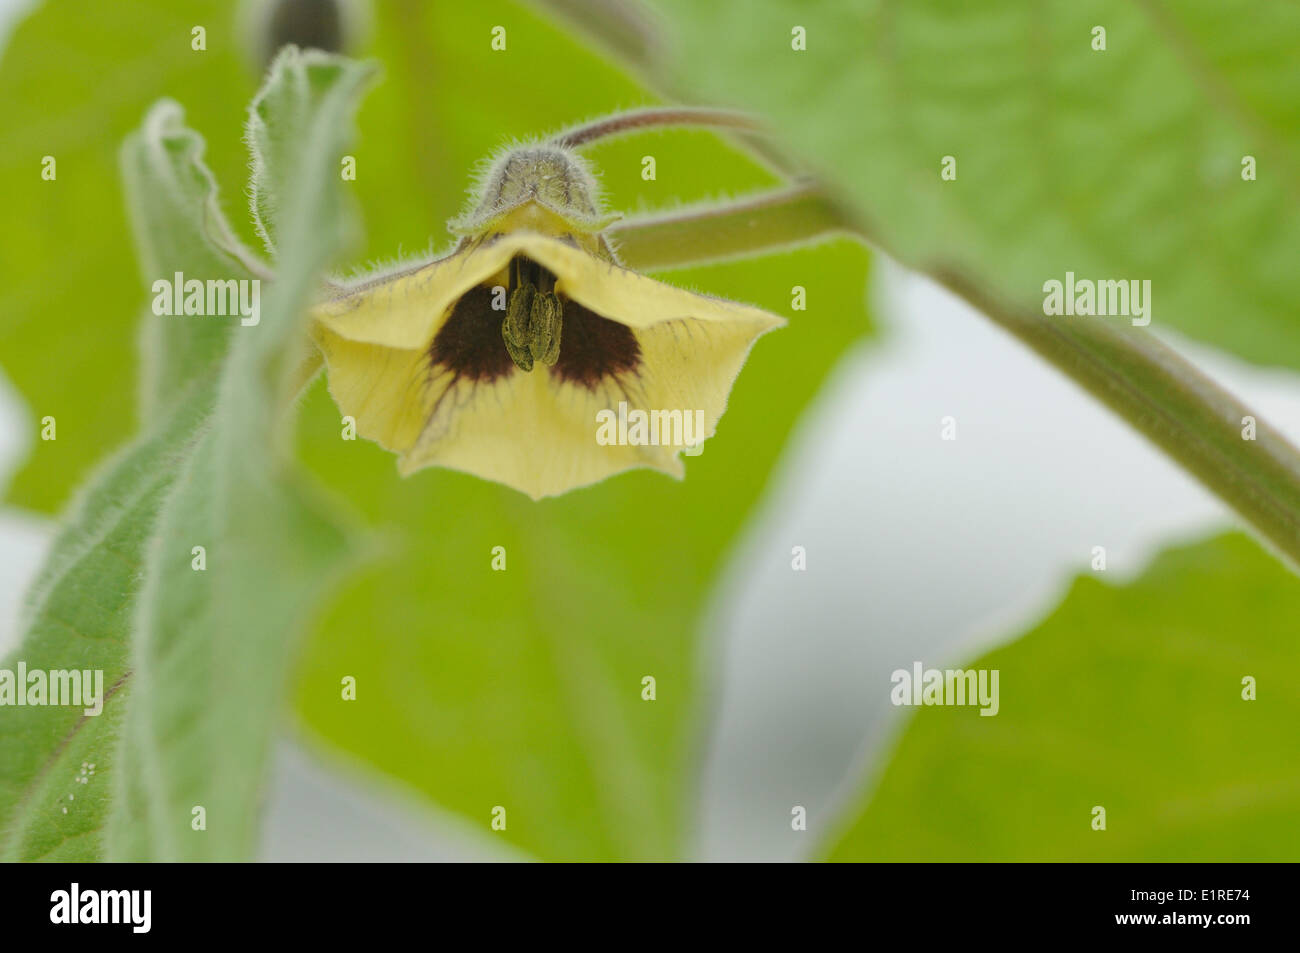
121, 100, 257, 418
642, 0, 1300, 369
0, 88, 258, 861
243, 45, 365, 264
825, 532, 1300, 861
1, 48, 371, 860
107, 50, 373, 861
0, 382, 212, 861
0, 0, 260, 511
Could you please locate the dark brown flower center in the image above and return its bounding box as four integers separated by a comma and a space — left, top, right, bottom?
429, 255, 641, 390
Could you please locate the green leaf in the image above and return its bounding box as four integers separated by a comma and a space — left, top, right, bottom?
105, 49, 375, 861
824, 532, 1300, 861
0, 84, 247, 861
641, 0, 1300, 370
0, 377, 215, 861
121, 99, 259, 419
0, 45, 369, 859
244, 42, 361, 258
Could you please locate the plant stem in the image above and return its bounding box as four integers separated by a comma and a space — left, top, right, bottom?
551, 106, 802, 178
611, 189, 1300, 568
551, 107, 760, 148
608, 185, 854, 270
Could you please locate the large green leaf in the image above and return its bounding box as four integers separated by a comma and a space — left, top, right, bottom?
825, 532, 1300, 861
1, 44, 372, 860
0, 378, 213, 861
641, 0, 1300, 370
106, 50, 373, 861
0, 84, 256, 861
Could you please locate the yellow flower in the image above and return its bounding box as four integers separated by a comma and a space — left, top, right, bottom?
310, 144, 783, 499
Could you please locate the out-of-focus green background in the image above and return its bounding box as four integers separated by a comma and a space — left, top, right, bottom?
1, 0, 1296, 862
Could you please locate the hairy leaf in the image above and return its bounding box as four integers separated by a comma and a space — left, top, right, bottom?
106, 50, 373, 861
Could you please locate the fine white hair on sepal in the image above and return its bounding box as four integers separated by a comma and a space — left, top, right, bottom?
448, 138, 610, 233
325, 238, 447, 291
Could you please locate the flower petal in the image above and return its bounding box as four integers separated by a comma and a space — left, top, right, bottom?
399, 305, 779, 500
309, 227, 786, 498
517, 234, 784, 334
311, 328, 432, 454
312, 237, 517, 348
400, 365, 682, 499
